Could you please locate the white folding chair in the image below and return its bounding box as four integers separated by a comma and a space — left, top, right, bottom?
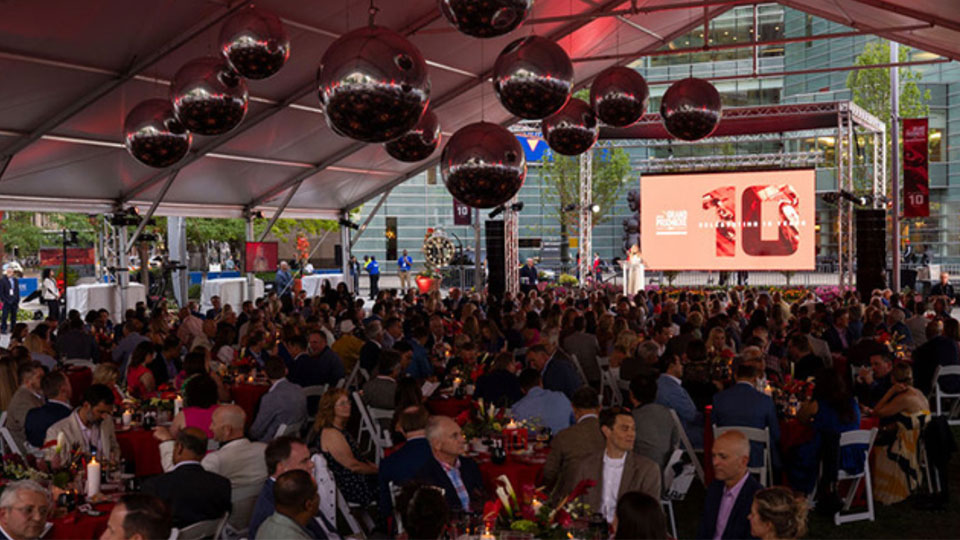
389, 481, 405, 535
661, 447, 697, 539
64, 358, 96, 370
273, 421, 302, 440
567, 353, 588, 387
596, 356, 622, 407
175, 512, 229, 540
342, 363, 361, 389
0, 411, 23, 457
834, 428, 878, 525
932, 366, 960, 425
713, 425, 772, 487
313, 453, 371, 535
669, 409, 705, 486
352, 391, 392, 463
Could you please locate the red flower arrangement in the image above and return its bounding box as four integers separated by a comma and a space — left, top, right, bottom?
481, 476, 596, 538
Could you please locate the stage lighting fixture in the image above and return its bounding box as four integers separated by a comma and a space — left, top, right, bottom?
591, 203, 600, 213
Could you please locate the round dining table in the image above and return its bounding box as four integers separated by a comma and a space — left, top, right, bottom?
116, 427, 164, 477
48, 502, 114, 540
425, 396, 473, 418
230, 382, 270, 426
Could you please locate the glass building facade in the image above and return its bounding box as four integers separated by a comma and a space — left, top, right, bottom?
353, 5, 960, 273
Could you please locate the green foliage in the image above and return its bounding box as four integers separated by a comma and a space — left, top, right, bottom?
539, 146, 632, 239
255, 218, 338, 243
185, 218, 247, 246
0, 212, 45, 254
663, 270, 680, 286
557, 273, 579, 287
846, 40, 930, 191
188, 284, 201, 300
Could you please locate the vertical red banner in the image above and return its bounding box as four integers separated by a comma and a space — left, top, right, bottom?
903, 118, 929, 218
453, 199, 472, 225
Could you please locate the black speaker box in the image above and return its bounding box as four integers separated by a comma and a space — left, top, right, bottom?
485, 220, 505, 298
855, 209, 886, 299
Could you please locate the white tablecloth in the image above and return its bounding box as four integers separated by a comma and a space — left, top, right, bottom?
201, 277, 264, 311
300, 274, 345, 297
66, 283, 146, 323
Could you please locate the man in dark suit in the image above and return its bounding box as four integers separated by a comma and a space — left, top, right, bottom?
519, 258, 538, 294
712, 364, 780, 471
358, 321, 383, 373
248, 436, 333, 539
0, 265, 19, 334
415, 416, 484, 512
289, 333, 343, 389
543, 388, 605, 499
24, 371, 73, 449
250, 357, 307, 442
561, 316, 601, 388
697, 430, 763, 540
822, 308, 854, 354
142, 427, 231, 529
526, 344, 583, 399
786, 334, 824, 382
378, 406, 432, 522
928, 271, 956, 302
913, 319, 960, 395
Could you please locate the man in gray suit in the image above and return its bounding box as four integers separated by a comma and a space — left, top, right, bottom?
561, 316, 601, 388
250, 357, 308, 442
362, 351, 402, 411
3, 361, 44, 454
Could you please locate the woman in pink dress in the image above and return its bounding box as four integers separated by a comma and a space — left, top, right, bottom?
169, 374, 219, 439
126, 341, 157, 399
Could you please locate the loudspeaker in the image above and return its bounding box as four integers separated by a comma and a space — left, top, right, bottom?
485, 220, 505, 298
855, 209, 886, 300
334, 244, 343, 267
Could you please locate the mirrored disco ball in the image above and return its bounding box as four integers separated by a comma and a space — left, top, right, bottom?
493, 36, 573, 119
123, 99, 192, 168
660, 77, 722, 141
438, 0, 533, 38
385, 108, 441, 162
590, 66, 648, 127
219, 6, 290, 79
171, 57, 248, 135
541, 98, 598, 156
441, 122, 526, 208
318, 25, 430, 143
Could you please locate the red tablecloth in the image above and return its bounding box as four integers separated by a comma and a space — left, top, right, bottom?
476, 454, 546, 495
231, 383, 270, 426
425, 396, 472, 418
48, 502, 114, 540
67, 367, 93, 407
117, 427, 163, 477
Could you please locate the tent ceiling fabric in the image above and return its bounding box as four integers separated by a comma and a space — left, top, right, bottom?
0, 0, 957, 219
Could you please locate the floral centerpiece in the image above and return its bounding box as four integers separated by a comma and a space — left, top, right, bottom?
482, 475, 597, 539
875, 330, 909, 362
459, 398, 505, 440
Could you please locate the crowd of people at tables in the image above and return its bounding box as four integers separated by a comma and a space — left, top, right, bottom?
1, 274, 958, 539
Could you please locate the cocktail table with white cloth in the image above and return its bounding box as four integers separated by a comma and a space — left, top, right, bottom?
66, 283, 146, 323
201, 277, 264, 311
300, 273, 345, 297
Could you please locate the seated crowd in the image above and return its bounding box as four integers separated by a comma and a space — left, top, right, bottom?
1, 277, 957, 539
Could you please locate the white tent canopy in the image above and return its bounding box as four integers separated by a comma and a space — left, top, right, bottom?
0, 0, 957, 220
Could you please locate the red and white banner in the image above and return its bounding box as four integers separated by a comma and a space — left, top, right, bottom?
641, 170, 816, 271
39, 247, 95, 267
903, 118, 929, 218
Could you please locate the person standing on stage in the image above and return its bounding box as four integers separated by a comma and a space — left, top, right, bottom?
349, 255, 361, 295
519, 258, 538, 294
365, 256, 380, 299
398, 249, 413, 292
0, 265, 20, 334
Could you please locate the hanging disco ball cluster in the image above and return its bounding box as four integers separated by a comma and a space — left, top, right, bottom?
124, 5, 290, 168
659, 77, 723, 141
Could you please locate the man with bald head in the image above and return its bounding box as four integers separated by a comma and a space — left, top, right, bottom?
143, 427, 231, 529
697, 430, 762, 540
157, 404, 267, 530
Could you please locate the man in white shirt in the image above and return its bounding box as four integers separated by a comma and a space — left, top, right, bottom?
43, 384, 120, 461
572, 408, 661, 523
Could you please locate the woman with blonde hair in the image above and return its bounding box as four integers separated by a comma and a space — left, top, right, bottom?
311, 388, 378, 506
706, 326, 733, 357
748, 486, 809, 540
93, 362, 125, 404
24, 328, 57, 369
872, 361, 931, 504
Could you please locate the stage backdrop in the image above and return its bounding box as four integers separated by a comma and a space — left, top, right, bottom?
641, 169, 815, 271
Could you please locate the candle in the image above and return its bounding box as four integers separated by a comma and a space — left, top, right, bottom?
122, 410, 132, 426
764, 384, 772, 396
506, 420, 517, 430
247, 376, 254, 383
453, 377, 462, 389
531, 499, 543, 513
86, 457, 101, 498
480, 527, 495, 540
174, 395, 183, 417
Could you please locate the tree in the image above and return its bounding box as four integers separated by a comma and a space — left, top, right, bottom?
846, 40, 930, 192
0, 212, 45, 256
540, 145, 632, 264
